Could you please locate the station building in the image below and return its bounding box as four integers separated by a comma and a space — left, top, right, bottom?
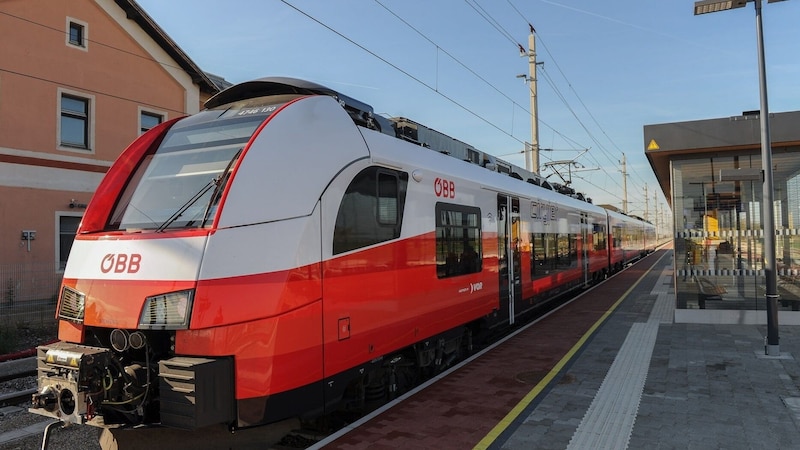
645, 110, 800, 324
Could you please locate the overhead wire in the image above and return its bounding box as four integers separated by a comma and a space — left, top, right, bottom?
503, 0, 656, 208
535, 33, 649, 191
525, 2, 670, 200
278, 0, 561, 160
463, 0, 521, 50
3, 1, 650, 208
523, 38, 628, 194
0, 10, 199, 115
373, 0, 623, 201
372, 1, 518, 120
471, 0, 626, 200
536, 66, 625, 192
373, 0, 600, 169
0, 68, 189, 116
0, 10, 194, 83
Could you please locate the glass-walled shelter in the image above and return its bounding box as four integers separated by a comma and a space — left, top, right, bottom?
645, 110, 800, 324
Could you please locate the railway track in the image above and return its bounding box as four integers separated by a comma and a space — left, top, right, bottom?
0, 355, 37, 404
0, 369, 36, 384
0, 387, 36, 407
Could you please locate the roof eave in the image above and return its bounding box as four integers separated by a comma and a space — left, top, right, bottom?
113, 0, 219, 94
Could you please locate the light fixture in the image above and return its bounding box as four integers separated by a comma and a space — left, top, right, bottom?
693, 0, 747, 15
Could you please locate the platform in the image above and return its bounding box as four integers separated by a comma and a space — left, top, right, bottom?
314, 249, 800, 449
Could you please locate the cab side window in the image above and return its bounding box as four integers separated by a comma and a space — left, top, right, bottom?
333, 167, 407, 254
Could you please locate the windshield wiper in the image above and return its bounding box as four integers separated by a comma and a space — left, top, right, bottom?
199, 148, 242, 227
155, 148, 243, 233
155, 178, 218, 233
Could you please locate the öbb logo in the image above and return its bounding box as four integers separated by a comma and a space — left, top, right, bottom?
101, 253, 142, 274
434, 177, 455, 198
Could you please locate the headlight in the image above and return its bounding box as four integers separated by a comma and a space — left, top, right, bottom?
139, 289, 194, 330
58, 286, 86, 323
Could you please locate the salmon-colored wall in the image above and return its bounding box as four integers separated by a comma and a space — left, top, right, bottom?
0, 0, 187, 159
0, 0, 207, 271
0, 186, 84, 263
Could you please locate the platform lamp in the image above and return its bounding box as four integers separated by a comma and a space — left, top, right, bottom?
694, 0, 789, 356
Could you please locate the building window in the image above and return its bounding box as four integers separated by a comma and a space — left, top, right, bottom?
58, 214, 82, 271
333, 167, 408, 255
436, 203, 482, 278
140, 110, 164, 135
66, 18, 88, 50
69, 23, 83, 45
60, 94, 90, 149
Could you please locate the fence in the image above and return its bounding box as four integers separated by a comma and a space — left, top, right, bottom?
0, 262, 61, 329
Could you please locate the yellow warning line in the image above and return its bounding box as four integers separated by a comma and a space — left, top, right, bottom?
473, 254, 663, 450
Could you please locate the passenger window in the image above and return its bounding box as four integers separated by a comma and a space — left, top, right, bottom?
532, 232, 577, 278
333, 167, 407, 255
435, 203, 482, 278
593, 223, 607, 251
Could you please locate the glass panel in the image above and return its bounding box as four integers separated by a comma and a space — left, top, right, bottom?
59, 216, 81, 269
141, 112, 162, 133
377, 172, 398, 225
108, 116, 264, 230
435, 203, 481, 278
673, 150, 800, 311
333, 167, 407, 254
62, 96, 87, 114
69, 23, 83, 45
61, 115, 86, 147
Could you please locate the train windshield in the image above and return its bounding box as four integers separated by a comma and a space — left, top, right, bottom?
108, 98, 290, 231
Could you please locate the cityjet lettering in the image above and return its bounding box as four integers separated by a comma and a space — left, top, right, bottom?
434, 177, 456, 198
100, 253, 142, 274
530, 201, 558, 225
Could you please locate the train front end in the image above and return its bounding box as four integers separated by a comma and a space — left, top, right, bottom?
29, 106, 243, 427
29, 79, 369, 429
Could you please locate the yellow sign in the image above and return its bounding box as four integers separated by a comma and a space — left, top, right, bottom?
647, 139, 660, 151
705, 215, 719, 234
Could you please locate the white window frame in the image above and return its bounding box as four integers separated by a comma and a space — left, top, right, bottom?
57, 87, 96, 154
66, 17, 89, 51
138, 106, 167, 135
56, 211, 83, 272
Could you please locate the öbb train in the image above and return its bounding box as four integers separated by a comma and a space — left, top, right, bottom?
30, 77, 656, 430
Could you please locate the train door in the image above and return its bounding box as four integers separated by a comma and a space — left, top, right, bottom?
498, 194, 521, 325
581, 213, 590, 286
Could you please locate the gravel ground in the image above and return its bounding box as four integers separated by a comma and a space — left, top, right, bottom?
0, 325, 56, 356
0, 411, 102, 450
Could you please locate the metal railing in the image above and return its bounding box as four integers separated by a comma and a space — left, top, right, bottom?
0, 262, 61, 328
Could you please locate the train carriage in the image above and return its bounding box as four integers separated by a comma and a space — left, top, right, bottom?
30, 77, 655, 431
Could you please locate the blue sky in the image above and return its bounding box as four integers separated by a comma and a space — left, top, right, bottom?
136, 0, 800, 219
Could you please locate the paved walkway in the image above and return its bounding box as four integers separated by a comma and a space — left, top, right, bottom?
497, 252, 800, 449
320, 250, 800, 449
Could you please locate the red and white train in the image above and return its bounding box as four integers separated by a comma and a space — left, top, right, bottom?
31, 77, 656, 430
